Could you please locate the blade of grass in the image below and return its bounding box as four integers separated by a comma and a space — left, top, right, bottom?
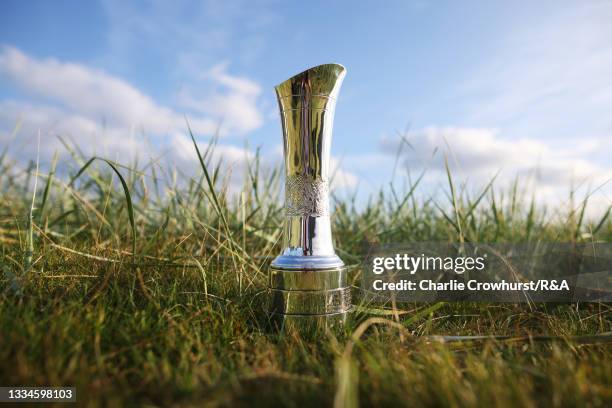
444, 156, 464, 243
25, 132, 41, 271
69, 156, 136, 263
39, 152, 58, 224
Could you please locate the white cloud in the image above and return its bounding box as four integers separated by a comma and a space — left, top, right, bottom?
169, 131, 254, 172
0, 46, 269, 196
379, 126, 612, 184
330, 157, 359, 190
378, 126, 612, 216
0, 46, 262, 137
0, 46, 191, 133
176, 63, 263, 134
0, 100, 142, 163
0, 101, 257, 194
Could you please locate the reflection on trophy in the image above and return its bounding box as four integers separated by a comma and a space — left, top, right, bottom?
269, 63, 352, 330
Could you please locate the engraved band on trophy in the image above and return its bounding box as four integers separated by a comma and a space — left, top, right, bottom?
269, 63, 352, 329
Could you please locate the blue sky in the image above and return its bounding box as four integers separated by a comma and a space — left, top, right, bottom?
1, 0, 611, 213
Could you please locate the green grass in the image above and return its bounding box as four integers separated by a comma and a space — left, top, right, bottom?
0, 137, 611, 407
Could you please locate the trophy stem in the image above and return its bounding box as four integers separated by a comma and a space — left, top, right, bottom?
269, 63, 352, 332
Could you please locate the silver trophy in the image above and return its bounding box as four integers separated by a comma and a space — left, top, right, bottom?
269, 63, 352, 330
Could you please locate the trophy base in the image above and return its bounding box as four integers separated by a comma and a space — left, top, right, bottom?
268, 266, 352, 334
269, 310, 351, 335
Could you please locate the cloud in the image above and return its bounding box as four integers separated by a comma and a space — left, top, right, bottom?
0, 45, 269, 196
378, 126, 612, 215
379, 126, 612, 184
0, 101, 257, 194
176, 63, 263, 134
0, 100, 137, 162
0, 46, 262, 136
169, 131, 254, 173
159, 132, 257, 193
0, 46, 194, 134
330, 157, 359, 190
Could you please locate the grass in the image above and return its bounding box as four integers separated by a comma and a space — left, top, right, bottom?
0, 134, 611, 407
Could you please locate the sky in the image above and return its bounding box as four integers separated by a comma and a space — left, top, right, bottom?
1, 0, 611, 215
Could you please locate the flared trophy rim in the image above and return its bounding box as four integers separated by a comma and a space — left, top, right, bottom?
274, 63, 346, 99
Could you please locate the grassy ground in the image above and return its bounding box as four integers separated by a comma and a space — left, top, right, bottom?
1, 137, 611, 407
